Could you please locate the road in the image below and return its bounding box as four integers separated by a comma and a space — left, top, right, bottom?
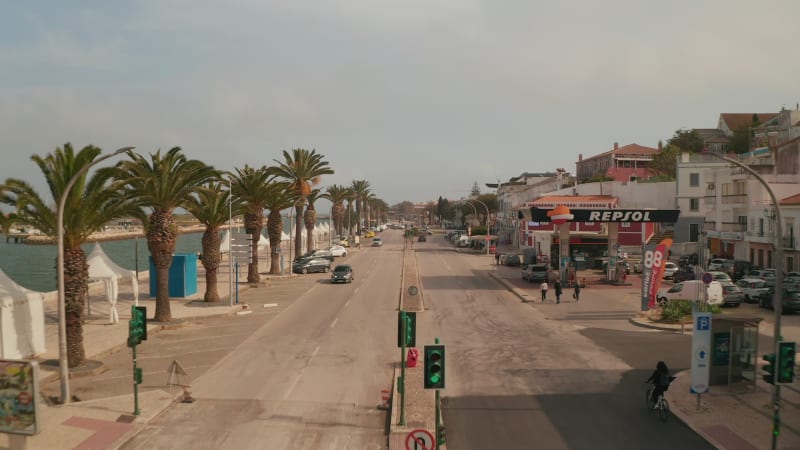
120, 238, 404, 449
415, 237, 713, 450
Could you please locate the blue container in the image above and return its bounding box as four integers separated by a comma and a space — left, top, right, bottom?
149, 253, 198, 298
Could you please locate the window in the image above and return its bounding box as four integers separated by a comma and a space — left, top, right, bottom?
689, 223, 700, 242
689, 173, 700, 187
690, 198, 699, 211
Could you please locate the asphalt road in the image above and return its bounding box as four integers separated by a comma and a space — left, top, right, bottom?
414, 237, 714, 450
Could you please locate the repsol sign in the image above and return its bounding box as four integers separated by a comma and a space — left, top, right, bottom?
530, 208, 679, 223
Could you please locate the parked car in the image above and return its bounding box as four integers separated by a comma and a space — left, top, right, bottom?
330, 264, 354, 283
327, 245, 348, 257
708, 258, 730, 271
785, 276, 800, 290
372, 237, 383, 247
720, 282, 744, 307
731, 260, 754, 281
736, 278, 769, 303
705, 271, 732, 283
748, 269, 776, 287
662, 262, 679, 279
678, 254, 698, 268
657, 280, 723, 306
522, 263, 549, 282
292, 257, 331, 274
364, 230, 376, 238
296, 249, 334, 262
758, 288, 800, 313
672, 267, 696, 283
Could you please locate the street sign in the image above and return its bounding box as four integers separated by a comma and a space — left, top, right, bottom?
690, 312, 711, 393
701, 272, 713, 285
405, 429, 435, 450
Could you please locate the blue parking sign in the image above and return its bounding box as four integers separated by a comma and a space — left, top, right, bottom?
696, 316, 710, 331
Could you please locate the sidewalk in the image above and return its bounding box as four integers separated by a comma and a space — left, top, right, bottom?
488, 262, 800, 450
0, 257, 291, 450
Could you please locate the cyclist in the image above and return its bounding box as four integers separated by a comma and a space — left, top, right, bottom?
646, 361, 672, 408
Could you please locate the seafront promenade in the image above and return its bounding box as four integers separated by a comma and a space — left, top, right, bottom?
16, 224, 211, 245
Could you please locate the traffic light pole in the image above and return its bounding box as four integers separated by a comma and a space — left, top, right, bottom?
399, 313, 406, 426
132, 344, 140, 416
435, 389, 441, 450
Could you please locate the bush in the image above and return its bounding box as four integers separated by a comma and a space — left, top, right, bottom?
660, 299, 721, 323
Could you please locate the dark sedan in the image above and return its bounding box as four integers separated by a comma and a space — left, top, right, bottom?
672, 267, 696, 283
330, 264, 354, 283
292, 257, 331, 274
757, 288, 800, 313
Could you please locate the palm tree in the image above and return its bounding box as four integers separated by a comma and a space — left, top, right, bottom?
264, 183, 294, 274
324, 184, 348, 237
228, 165, 273, 284
350, 180, 370, 235
106, 147, 218, 322
184, 182, 244, 302
303, 188, 324, 253
344, 187, 356, 237
0, 211, 16, 237
1, 144, 138, 367
362, 191, 377, 229
270, 149, 334, 259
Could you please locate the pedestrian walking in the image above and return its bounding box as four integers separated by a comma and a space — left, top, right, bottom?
554, 280, 562, 304
495, 253, 500, 265
540, 281, 548, 302
573, 282, 581, 302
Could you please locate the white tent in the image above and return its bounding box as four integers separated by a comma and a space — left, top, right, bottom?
0, 270, 46, 358
87, 243, 139, 324
220, 230, 269, 253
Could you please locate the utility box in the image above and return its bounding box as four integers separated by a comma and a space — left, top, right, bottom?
149, 253, 198, 298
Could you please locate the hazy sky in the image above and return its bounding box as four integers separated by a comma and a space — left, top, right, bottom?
2, 1, 798, 209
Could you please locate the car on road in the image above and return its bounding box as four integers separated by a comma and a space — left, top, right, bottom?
662, 262, 679, 279
364, 230, 376, 238
327, 245, 348, 257
720, 282, 744, 307
417, 235, 427, 242
372, 237, 383, 247
735, 278, 769, 303
292, 257, 331, 274
522, 263, 549, 282
330, 264, 354, 283
296, 249, 334, 262
503, 253, 522, 267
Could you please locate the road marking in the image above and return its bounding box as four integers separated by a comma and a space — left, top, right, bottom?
330, 318, 339, 328
345, 299, 350, 308
312, 346, 320, 357
283, 374, 302, 400
263, 303, 278, 308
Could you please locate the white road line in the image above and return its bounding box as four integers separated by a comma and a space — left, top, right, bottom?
330, 318, 339, 328
345, 299, 350, 308
263, 303, 278, 308
312, 346, 321, 357
283, 374, 302, 400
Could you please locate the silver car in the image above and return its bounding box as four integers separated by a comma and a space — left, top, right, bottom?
736, 278, 768, 303
720, 282, 744, 307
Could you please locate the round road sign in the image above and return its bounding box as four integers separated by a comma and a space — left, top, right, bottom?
701, 272, 713, 285
405, 429, 435, 450
408, 286, 419, 296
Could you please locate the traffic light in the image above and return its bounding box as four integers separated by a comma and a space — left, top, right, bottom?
127, 306, 147, 347
762, 353, 776, 384
424, 345, 445, 389
397, 311, 416, 348
777, 341, 796, 384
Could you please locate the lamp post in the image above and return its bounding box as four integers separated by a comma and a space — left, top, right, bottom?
703, 151, 783, 447
464, 199, 491, 255
57, 146, 133, 404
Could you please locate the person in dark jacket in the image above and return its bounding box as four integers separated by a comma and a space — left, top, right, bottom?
573, 283, 581, 302
646, 361, 672, 407
554, 280, 562, 304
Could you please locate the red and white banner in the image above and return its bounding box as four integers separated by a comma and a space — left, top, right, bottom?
647, 238, 673, 309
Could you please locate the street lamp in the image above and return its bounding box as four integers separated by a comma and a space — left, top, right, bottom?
703, 150, 784, 445
464, 199, 491, 255
57, 146, 133, 404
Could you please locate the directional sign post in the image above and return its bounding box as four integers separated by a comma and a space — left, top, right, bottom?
405, 429, 435, 450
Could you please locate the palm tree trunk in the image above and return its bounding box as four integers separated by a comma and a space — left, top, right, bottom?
148, 210, 176, 322
244, 212, 262, 284
202, 228, 221, 302
267, 209, 283, 275
64, 247, 88, 367
294, 203, 303, 260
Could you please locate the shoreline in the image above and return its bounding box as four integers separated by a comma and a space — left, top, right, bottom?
19, 224, 210, 245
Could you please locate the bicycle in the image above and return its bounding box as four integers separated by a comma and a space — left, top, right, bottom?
645, 377, 675, 421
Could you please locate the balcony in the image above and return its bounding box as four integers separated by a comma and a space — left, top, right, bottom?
784, 234, 797, 249
720, 194, 747, 205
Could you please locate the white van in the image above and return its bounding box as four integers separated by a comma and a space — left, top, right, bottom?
656, 280, 723, 307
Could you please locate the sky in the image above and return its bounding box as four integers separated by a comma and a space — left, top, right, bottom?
2, 1, 799, 211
